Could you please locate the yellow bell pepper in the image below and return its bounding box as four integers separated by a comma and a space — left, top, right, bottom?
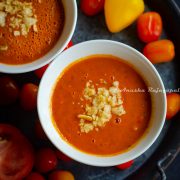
105, 0, 145, 33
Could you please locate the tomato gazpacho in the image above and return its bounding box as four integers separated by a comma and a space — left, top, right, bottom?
0, 0, 64, 65
51, 55, 152, 155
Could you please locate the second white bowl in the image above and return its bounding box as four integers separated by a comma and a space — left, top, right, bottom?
38, 40, 166, 166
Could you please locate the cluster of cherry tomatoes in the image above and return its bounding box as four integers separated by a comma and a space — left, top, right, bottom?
0, 77, 38, 110
137, 12, 175, 64
80, 0, 175, 64
136, 11, 179, 119
0, 41, 75, 180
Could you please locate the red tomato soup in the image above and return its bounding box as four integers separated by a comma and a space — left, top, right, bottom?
51, 55, 152, 155
0, 0, 64, 65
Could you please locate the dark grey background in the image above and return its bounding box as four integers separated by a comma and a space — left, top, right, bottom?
0, 0, 179, 179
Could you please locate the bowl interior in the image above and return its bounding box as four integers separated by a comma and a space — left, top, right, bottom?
38, 40, 166, 166
0, 0, 77, 74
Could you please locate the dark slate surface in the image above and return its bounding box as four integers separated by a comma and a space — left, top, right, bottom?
0, 0, 179, 180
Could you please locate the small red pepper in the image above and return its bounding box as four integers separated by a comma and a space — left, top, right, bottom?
116, 160, 134, 170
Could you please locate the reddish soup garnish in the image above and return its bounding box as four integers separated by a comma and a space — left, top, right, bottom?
0, 0, 64, 65
51, 55, 152, 155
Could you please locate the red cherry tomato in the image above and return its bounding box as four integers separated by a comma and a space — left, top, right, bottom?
116, 160, 134, 170
20, 83, 38, 111
35, 148, 58, 173
34, 64, 49, 79
64, 40, 73, 51
34, 40, 73, 79
35, 120, 47, 140
80, 0, 105, 16
49, 170, 75, 180
143, 39, 175, 64
0, 124, 34, 180
137, 12, 162, 43
0, 76, 19, 106
55, 150, 72, 162
166, 93, 180, 120
25, 172, 45, 180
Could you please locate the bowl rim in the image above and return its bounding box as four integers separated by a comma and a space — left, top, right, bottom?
38, 40, 166, 166
0, 0, 77, 74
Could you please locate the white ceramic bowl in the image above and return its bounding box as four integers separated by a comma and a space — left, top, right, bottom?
38, 40, 166, 167
0, 0, 77, 74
